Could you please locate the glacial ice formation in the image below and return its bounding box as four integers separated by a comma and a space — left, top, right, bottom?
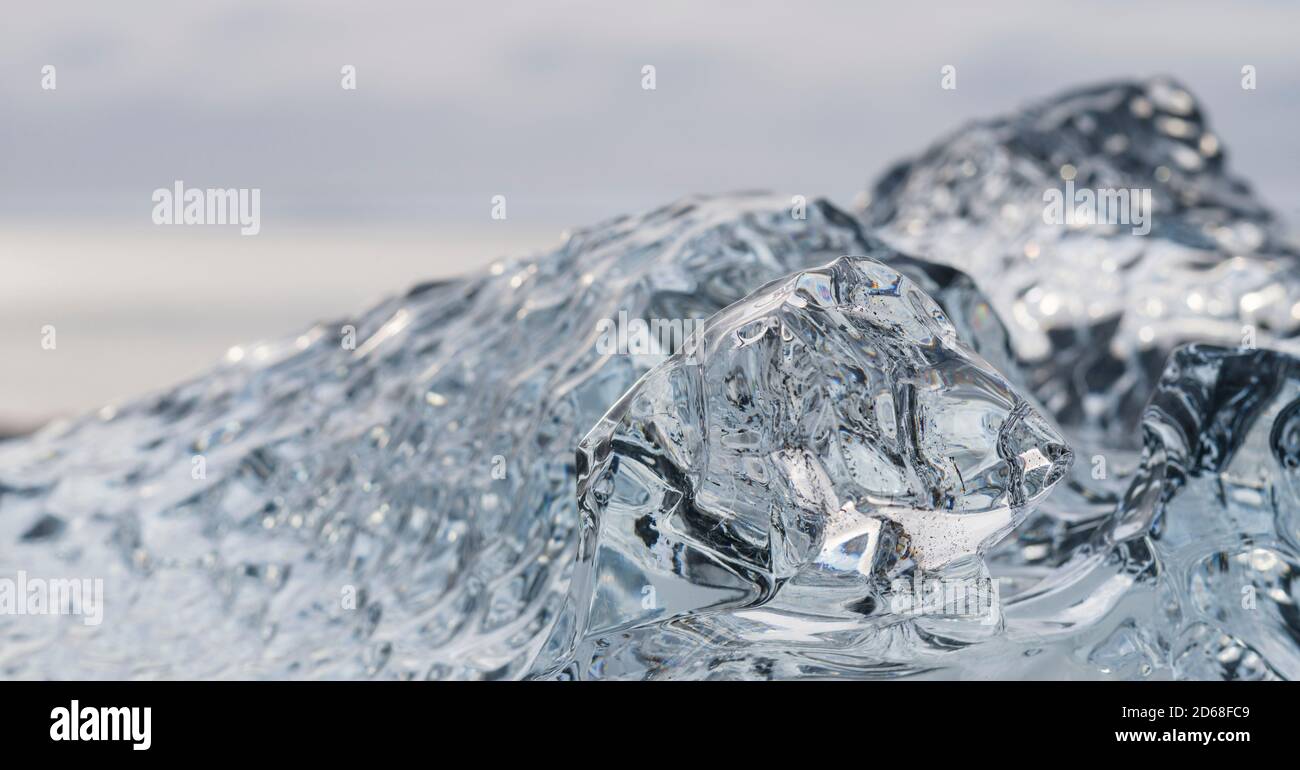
0, 194, 1008, 679
534, 257, 1071, 679
2, 77, 1298, 680
863, 77, 1300, 451
862, 80, 1300, 649
1114, 345, 1300, 680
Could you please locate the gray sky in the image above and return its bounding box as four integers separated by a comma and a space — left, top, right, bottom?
2, 1, 1299, 427
3, 0, 1299, 226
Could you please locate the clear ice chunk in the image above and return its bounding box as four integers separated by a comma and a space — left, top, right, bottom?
863, 77, 1300, 452
0, 194, 1012, 679
1111, 344, 1300, 679
533, 256, 1071, 679
6, 75, 1294, 680
865, 78, 1300, 622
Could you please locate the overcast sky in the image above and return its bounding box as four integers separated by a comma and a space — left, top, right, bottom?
3, 0, 1299, 228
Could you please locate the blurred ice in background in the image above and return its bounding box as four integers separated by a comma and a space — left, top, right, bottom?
2, 0, 1298, 434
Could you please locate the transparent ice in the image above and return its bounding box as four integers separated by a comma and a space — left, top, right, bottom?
2, 78, 1299, 679
533, 257, 1071, 679
0, 194, 995, 679
863, 77, 1300, 452
861, 80, 1300, 675
1112, 345, 1300, 680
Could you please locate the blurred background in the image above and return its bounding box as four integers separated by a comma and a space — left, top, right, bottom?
2, 0, 1298, 435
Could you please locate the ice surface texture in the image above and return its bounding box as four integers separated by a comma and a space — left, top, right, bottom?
863, 77, 1300, 450
2, 77, 1297, 680
0, 194, 1007, 679
534, 257, 1070, 679
1113, 345, 1300, 680
862, 80, 1300, 657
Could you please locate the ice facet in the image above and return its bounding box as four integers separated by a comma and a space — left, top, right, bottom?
534, 257, 1071, 679
1112, 344, 1300, 679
